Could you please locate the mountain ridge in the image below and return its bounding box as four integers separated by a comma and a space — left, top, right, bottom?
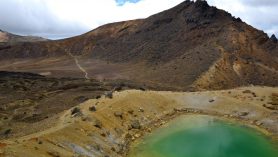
0, 29, 48, 43
0, 0, 277, 90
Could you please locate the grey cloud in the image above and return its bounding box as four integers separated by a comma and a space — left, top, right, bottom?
241, 0, 278, 7
0, 0, 87, 39
208, 0, 278, 36
0, 0, 278, 39
240, 2, 278, 36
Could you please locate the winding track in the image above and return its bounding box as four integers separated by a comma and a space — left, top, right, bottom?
67, 52, 90, 79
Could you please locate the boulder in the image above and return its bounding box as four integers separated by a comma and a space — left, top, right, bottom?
104, 91, 113, 99
89, 106, 97, 112
92, 117, 102, 129
238, 112, 249, 117
47, 151, 60, 157
209, 99, 214, 103
114, 111, 123, 118
138, 107, 144, 112
131, 120, 141, 129
71, 107, 82, 116
128, 109, 134, 114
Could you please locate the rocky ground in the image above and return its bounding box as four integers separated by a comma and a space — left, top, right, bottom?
0, 86, 277, 156
0, 71, 166, 140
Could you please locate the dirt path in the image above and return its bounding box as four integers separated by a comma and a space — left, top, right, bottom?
67, 52, 90, 79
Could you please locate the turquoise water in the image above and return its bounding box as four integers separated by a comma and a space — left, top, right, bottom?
129, 115, 278, 157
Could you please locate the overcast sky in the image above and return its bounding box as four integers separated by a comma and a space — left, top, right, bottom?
0, 0, 277, 39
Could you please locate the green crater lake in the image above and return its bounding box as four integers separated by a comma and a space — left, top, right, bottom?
129, 115, 278, 157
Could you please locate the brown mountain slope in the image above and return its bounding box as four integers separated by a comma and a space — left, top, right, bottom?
0, 0, 277, 90
0, 29, 48, 43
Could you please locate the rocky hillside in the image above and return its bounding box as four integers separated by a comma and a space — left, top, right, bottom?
0, 29, 47, 43
0, 0, 277, 90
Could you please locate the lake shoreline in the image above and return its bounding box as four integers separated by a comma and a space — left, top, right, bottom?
124, 108, 277, 156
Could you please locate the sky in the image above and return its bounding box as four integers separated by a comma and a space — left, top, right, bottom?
0, 0, 277, 39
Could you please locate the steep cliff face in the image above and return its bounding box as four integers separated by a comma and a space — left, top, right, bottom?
0, 0, 277, 90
